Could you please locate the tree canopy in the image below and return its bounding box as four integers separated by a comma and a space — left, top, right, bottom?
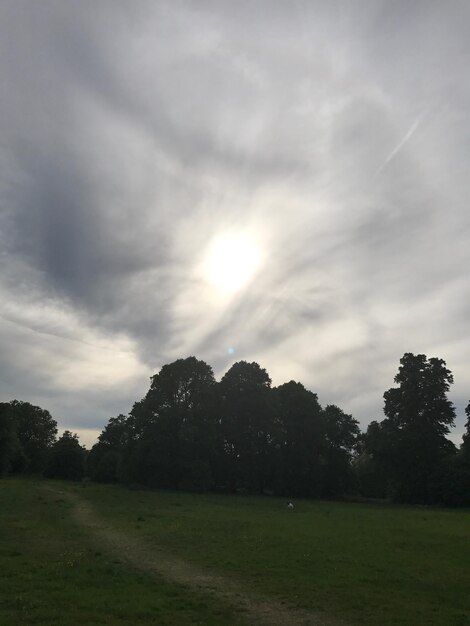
0, 400, 57, 475
360, 353, 458, 503
89, 357, 361, 499
45, 430, 86, 481
2, 352, 468, 507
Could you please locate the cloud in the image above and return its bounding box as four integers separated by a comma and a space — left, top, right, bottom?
1, 1, 469, 444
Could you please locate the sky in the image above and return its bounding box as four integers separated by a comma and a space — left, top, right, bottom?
1, 0, 469, 448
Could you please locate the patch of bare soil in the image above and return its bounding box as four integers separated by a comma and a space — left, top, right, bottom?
46, 486, 345, 626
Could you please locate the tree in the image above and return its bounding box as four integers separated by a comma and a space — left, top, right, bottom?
3, 401, 57, 474
273, 381, 324, 497
431, 401, 470, 507
355, 419, 397, 498
322, 404, 360, 497
462, 401, 470, 457
88, 414, 131, 483
128, 357, 218, 490
0, 403, 21, 476
45, 431, 85, 480
219, 361, 274, 493
382, 353, 456, 502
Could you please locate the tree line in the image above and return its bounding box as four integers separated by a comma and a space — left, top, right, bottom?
0, 399, 85, 480
1, 353, 469, 506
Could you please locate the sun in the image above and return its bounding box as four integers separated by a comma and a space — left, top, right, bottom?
203, 233, 262, 294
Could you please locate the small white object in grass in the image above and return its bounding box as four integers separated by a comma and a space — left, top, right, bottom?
287, 501, 294, 510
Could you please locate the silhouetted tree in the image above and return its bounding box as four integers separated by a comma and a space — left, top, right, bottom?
462, 401, 470, 457
0, 401, 57, 474
129, 357, 218, 490
354, 419, 397, 498
0, 403, 21, 476
45, 431, 85, 480
322, 404, 360, 497
86, 352, 470, 506
88, 414, 130, 482
381, 353, 456, 502
220, 361, 273, 493
432, 401, 470, 507
273, 381, 324, 496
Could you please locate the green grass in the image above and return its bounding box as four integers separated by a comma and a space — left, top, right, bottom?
0, 479, 242, 625
1, 478, 469, 625
78, 482, 470, 626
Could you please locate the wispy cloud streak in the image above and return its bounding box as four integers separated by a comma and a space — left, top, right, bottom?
375, 114, 424, 177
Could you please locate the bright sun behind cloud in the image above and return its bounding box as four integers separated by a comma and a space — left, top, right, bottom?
203, 233, 262, 294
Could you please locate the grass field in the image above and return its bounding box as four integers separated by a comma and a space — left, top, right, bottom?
0, 479, 241, 625
1, 478, 469, 625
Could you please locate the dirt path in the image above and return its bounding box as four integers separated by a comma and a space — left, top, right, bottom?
46, 486, 345, 626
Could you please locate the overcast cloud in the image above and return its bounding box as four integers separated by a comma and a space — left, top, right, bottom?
1, 0, 469, 447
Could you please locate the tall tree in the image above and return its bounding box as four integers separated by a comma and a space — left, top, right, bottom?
322, 404, 360, 497
219, 361, 274, 493
129, 357, 218, 490
382, 353, 456, 502
9, 401, 57, 473
273, 381, 324, 497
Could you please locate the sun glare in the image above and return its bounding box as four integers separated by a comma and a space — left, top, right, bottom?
203, 233, 262, 293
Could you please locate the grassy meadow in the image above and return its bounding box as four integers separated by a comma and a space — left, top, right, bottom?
1, 478, 469, 625
0, 479, 240, 625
